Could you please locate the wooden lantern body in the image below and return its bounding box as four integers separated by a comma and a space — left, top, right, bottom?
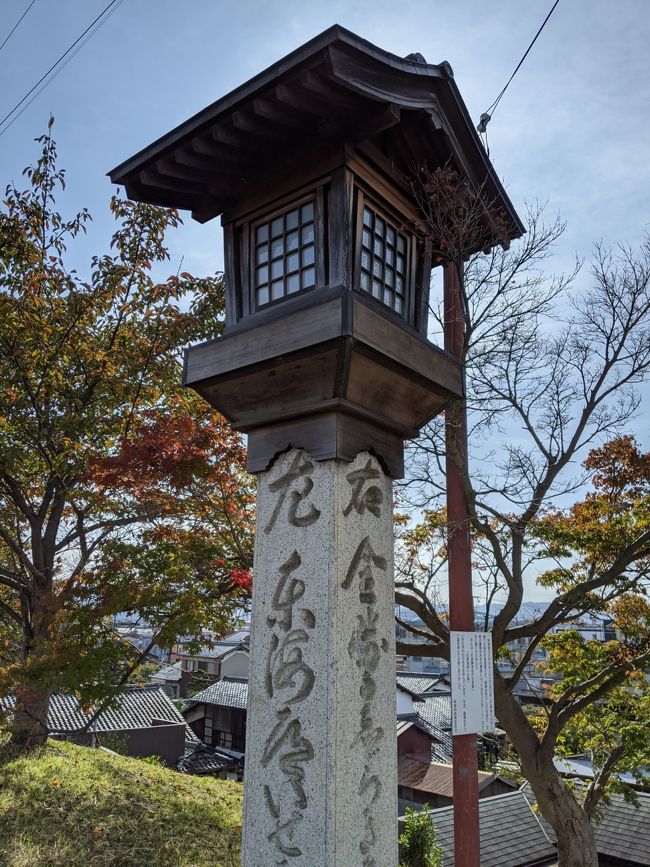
110, 25, 523, 476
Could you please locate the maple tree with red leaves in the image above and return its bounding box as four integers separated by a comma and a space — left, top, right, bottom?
0, 124, 254, 748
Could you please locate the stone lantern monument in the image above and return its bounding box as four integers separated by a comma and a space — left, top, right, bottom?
110, 25, 522, 866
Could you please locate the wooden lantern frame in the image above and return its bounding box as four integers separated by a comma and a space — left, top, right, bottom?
109, 25, 524, 477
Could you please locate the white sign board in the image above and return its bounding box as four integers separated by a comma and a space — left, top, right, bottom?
450, 631, 495, 735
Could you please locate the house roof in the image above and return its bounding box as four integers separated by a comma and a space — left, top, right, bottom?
177, 743, 242, 776
522, 783, 650, 866
1, 692, 88, 731
108, 25, 524, 241
590, 789, 650, 865
184, 676, 249, 711
554, 754, 641, 786
416, 693, 453, 762
398, 758, 496, 799
151, 661, 183, 682
422, 790, 557, 867
223, 629, 250, 644
397, 673, 447, 697
397, 712, 441, 744
179, 642, 249, 661
396, 681, 425, 702
0, 685, 199, 742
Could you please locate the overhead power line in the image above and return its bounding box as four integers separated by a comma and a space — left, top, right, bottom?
0, 0, 39, 54
477, 0, 561, 141
0, 0, 127, 138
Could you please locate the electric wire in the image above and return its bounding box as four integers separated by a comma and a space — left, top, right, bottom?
0, 0, 127, 137
0, 0, 127, 136
0, 0, 39, 54
477, 0, 561, 144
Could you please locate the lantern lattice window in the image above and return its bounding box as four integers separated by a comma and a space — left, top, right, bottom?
254, 199, 316, 309
359, 204, 408, 316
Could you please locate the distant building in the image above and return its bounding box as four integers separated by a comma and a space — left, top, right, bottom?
113, 623, 169, 663
161, 629, 250, 698
398, 759, 516, 811
149, 661, 188, 699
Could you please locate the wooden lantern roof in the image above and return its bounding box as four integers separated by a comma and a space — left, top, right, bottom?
109, 24, 524, 240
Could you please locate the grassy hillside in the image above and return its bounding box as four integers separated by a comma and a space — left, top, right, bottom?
0, 740, 243, 867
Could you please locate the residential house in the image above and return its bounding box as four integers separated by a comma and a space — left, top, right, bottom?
177, 741, 244, 780
397, 715, 444, 761
395, 699, 514, 812
168, 629, 250, 696
397, 672, 450, 697
183, 676, 248, 752
1, 685, 194, 766
398, 759, 516, 811
182, 675, 456, 771
149, 661, 189, 699
1, 683, 250, 782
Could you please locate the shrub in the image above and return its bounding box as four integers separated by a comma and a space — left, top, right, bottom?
399, 806, 442, 867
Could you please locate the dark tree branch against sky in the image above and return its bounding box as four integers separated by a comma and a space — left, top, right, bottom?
396, 167, 650, 867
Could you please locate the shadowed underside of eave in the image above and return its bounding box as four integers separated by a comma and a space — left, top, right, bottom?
108, 25, 524, 240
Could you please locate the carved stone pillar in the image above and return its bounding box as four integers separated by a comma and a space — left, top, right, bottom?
242, 448, 398, 867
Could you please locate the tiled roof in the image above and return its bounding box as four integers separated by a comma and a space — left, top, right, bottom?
224, 629, 250, 644
591, 789, 650, 865
396, 718, 415, 739
398, 758, 495, 799
522, 782, 650, 865
1, 692, 87, 731
1, 685, 195, 738
397, 713, 441, 743
177, 743, 242, 775
151, 661, 183, 682
396, 681, 425, 702
397, 673, 446, 697
416, 693, 453, 762
423, 790, 557, 867
180, 642, 249, 661
554, 754, 641, 785
185, 676, 249, 710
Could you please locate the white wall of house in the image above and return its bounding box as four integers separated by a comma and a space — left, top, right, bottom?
221, 650, 250, 679
396, 687, 414, 716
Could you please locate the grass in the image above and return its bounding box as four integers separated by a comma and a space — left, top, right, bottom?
0, 739, 243, 866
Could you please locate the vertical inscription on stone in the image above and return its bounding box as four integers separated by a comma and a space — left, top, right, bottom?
342, 463, 388, 867
262, 455, 319, 864
343, 458, 383, 517
265, 452, 321, 533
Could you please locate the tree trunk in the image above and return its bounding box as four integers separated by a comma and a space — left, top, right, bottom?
528, 765, 599, 867
10, 686, 50, 748
10, 584, 53, 749
494, 677, 599, 867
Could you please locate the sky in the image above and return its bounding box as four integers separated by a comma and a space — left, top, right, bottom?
1, 0, 649, 604
2, 0, 649, 277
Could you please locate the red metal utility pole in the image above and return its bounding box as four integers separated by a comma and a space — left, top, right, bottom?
444, 260, 480, 867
